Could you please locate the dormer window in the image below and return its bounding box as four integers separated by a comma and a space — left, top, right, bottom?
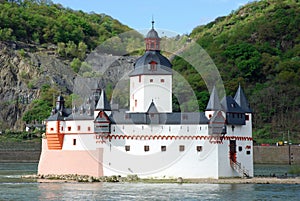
149, 61, 157, 71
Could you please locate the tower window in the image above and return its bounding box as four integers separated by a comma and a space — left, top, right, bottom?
125, 145, 130, 152
238, 146, 243, 152
196, 146, 203, 152
245, 115, 249, 121
246, 150, 251, 155
73, 139, 76, 146
144, 145, 150, 152
135, 100, 137, 107
77, 126, 81, 131
179, 145, 185, 152
68, 126, 71, 131
139, 75, 141, 82
160, 79, 165, 83
150, 79, 153, 83
161, 146, 166, 152
149, 61, 157, 71
151, 42, 154, 48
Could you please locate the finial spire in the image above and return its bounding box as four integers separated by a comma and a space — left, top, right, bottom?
151, 15, 154, 29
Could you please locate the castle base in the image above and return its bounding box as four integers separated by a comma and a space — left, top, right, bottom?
38, 139, 104, 177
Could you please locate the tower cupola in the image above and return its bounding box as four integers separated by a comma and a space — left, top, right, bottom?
145, 20, 160, 51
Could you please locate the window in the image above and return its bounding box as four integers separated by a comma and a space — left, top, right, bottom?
144, 145, 150, 152
238, 146, 242, 152
61, 127, 64, 131
50, 128, 54, 131
245, 115, 249, 121
161, 146, 166, 152
73, 139, 76, 146
135, 100, 137, 107
196, 146, 203, 152
150, 62, 157, 71
139, 75, 141, 82
209, 114, 212, 118
246, 150, 251, 155
68, 126, 71, 131
150, 79, 153, 83
87, 126, 91, 132
77, 126, 81, 131
160, 79, 165, 83
179, 145, 185, 152
125, 145, 130, 152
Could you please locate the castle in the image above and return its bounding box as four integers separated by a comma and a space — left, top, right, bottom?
38, 23, 253, 179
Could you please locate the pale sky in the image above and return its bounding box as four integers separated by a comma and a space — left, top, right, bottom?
52, 0, 253, 34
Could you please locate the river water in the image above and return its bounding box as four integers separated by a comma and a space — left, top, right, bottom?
0, 163, 299, 200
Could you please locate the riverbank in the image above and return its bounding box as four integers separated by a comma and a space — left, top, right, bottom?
21, 174, 300, 184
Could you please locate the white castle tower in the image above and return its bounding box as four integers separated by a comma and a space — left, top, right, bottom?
129, 21, 172, 113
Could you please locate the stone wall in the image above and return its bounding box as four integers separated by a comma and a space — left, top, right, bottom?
0, 141, 41, 162
253, 145, 300, 165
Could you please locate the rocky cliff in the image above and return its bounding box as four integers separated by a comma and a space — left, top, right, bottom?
0, 41, 75, 129
0, 41, 136, 130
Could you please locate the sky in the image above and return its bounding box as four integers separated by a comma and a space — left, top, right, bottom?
52, 0, 253, 35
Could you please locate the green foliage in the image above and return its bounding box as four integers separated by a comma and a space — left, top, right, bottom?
0, 0, 131, 51
70, 58, 81, 73
22, 84, 63, 124
288, 165, 300, 175
181, 0, 300, 143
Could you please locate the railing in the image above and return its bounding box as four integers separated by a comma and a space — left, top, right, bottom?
230, 160, 249, 178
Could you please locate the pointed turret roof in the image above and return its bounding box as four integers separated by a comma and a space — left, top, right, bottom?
96, 89, 111, 110
206, 85, 221, 111
234, 84, 252, 113
147, 101, 158, 113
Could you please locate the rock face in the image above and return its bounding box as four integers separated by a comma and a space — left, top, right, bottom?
0, 42, 75, 130
0, 41, 136, 130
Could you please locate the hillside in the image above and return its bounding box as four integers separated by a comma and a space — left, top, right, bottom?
173, 0, 300, 143
1, 0, 299, 144
0, 0, 136, 130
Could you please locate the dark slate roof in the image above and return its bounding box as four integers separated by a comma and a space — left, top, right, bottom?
96, 90, 111, 110
64, 113, 94, 120
47, 108, 72, 121
206, 85, 221, 111
109, 111, 208, 125
147, 102, 158, 113
146, 28, 159, 38
134, 50, 172, 69
129, 64, 172, 76
221, 96, 245, 113
234, 84, 252, 113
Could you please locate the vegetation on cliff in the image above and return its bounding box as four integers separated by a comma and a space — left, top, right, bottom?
172, 0, 300, 143
1, 0, 299, 144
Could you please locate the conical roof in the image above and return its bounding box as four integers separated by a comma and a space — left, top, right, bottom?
234, 84, 252, 113
96, 89, 111, 110
206, 86, 221, 111
147, 101, 158, 113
